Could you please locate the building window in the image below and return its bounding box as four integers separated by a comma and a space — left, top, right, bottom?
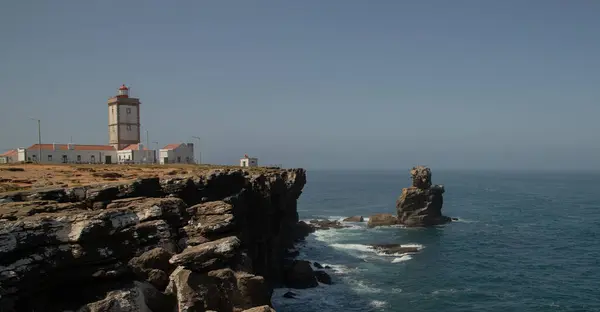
77, 155, 81, 162
126, 108, 131, 114
48, 155, 52, 161
127, 125, 132, 131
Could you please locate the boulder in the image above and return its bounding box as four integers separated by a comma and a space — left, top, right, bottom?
128, 247, 175, 290
284, 260, 318, 289
343, 216, 364, 222
166, 267, 270, 312
77, 281, 173, 312
283, 291, 297, 299
313, 262, 324, 269
169, 236, 241, 272
314, 270, 332, 285
367, 213, 398, 228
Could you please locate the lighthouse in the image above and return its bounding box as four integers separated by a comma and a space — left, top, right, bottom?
108, 84, 141, 150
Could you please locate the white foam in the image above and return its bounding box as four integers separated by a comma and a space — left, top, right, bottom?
370, 300, 388, 308
391, 255, 413, 263
349, 279, 383, 294
399, 243, 424, 250
330, 243, 374, 253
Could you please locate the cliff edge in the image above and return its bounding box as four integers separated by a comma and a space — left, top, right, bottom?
0, 168, 306, 312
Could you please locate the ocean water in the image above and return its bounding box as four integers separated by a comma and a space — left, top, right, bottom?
272, 170, 600, 312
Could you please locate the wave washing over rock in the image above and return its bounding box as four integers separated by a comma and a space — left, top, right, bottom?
0, 169, 309, 312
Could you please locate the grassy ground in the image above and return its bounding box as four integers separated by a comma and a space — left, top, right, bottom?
0, 163, 281, 193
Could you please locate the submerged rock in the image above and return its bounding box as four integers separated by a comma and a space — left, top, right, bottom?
343, 216, 364, 222
367, 213, 398, 228
396, 166, 451, 227
284, 260, 318, 289
283, 291, 297, 299
314, 270, 332, 285
370, 244, 420, 255
309, 219, 348, 230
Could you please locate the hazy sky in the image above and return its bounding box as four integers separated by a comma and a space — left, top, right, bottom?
1, 0, 599, 170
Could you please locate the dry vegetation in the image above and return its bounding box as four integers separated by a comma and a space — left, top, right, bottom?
0, 163, 281, 193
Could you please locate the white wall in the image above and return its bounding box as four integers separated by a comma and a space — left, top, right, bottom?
118, 149, 156, 164
23, 148, 118, 164
240, 158, 258, 167
159, 144, 194, 164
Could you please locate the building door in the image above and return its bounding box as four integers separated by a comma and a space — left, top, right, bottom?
163, 157, 168, 164
105, 155, 112, 164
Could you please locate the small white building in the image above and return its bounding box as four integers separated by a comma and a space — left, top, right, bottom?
159, 143, 194, 164
18, 144, 118, 164
117, 144, 155, 164
240, 154, 258, 167
0, 150, 17, 164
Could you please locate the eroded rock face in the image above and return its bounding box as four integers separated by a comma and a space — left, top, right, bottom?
77, 281, 173, 312
0, 169, 307, 312
165, 267, 271, 312
396, 167, 451, 227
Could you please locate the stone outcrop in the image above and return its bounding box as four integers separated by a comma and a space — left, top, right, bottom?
0, 168, 307, 312
396, 166, 451, 226
367, 213, 398, 228
343, 216, 364, 222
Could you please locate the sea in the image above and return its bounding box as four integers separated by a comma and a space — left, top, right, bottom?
272, 170, 600, 312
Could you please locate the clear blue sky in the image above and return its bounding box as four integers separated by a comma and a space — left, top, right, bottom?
1, 0, 599, 170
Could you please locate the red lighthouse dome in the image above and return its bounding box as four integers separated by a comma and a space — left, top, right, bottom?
117, 84, 129, 97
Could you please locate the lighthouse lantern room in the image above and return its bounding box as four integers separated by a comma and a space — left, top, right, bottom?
117, 84, 129, 97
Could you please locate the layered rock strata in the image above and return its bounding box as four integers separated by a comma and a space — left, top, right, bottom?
0, 169, 307, 312
396, 166, 451, 226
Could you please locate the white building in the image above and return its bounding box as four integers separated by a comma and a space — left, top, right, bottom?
108, 84, 141, 150
0, 150, 17, 164
117, 143, 155, 164
159, 143, 194, 164
17, 144, 118, 164
240, 154, 258, 167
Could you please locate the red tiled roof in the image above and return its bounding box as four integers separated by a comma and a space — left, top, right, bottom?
26, 144, 116, 151
121, 144, 149, 151
162, 143, 183, 150
0, 150, 17, 157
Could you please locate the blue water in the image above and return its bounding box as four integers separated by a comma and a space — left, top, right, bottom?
272, 170, 600, 312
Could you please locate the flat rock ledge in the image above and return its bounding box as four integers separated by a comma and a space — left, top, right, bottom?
0, 168, 310, 312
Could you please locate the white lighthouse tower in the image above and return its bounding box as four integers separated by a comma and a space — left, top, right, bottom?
108, 84, 141, 150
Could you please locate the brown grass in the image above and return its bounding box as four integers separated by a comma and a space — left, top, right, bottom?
0, 163, 281, 192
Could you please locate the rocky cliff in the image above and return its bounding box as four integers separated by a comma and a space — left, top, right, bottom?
396, 166, 451, 226
0, 168, 306, 312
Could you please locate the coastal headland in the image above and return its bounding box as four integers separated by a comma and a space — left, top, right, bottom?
0, 164, 315, 312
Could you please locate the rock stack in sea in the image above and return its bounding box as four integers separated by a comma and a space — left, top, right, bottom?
396, 166, 451, 226
0, 169, 311, 312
